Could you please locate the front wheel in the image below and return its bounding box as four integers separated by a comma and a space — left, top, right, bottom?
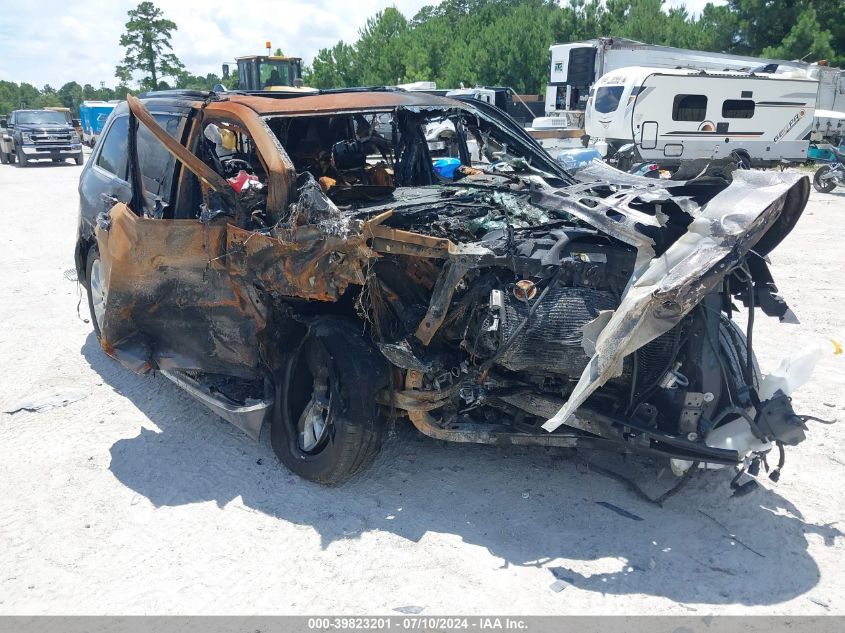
74, 151, 83, 165
271, 318, 388, 485
85, 245, 106, 339
813, 165, 837, 193
15, 145, 28, 167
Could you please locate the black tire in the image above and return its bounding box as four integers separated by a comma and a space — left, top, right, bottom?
7, 149, 15, 165
0, 150, 7, 165
74, 151, 83, 166
85, 245, 104, 339
733, 150, 752, 170
271, 317, 389, 485
718, 316, 760, 400
813, 165, 837, 193
15, 145, 28, 167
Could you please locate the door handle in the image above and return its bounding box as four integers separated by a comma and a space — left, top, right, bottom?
101, 193, 119, 206
96, 212, 111, 231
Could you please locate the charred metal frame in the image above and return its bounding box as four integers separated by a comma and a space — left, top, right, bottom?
86, 90, 813, 468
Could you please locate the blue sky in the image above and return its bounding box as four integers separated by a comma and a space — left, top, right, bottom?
0, 0, 718, 89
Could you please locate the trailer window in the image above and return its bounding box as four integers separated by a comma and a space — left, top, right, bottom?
594, 86, 624, 114
672, 94, 708, 122
722, 99, 755, 119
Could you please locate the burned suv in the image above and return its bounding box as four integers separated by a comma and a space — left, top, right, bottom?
76, 88, 814, 486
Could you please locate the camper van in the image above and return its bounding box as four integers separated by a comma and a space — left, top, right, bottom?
585, 67, 817, 166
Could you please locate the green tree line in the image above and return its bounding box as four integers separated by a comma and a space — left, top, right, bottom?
304, 0, 845, 93
0, 72, 235, 117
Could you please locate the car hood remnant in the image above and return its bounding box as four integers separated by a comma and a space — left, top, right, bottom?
92, 91, 819, 488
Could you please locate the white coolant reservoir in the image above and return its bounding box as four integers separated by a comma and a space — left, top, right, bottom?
670, 417, 769, 475
758, 338, 842, 401
705, 417, 770, 454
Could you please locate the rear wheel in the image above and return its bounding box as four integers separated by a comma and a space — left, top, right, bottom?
74, 151, 83, 165
813, 165, 837, 193
271, 318, 388, 485
0, 150, 7, 165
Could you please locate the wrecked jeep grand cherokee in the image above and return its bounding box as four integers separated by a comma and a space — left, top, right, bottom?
75, 88, 816, 486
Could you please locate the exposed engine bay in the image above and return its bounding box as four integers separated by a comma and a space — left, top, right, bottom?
86, 90, 823, 488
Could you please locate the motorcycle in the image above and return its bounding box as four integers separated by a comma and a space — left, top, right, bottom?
809, 142, 845, 193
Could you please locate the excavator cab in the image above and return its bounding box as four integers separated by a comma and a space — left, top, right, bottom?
224, 56, 307, 92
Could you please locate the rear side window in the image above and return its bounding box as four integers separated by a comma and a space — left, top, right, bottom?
96, 116, 129, 178
137, 114, 182, 204
672, 94, 708, 121
594, 86, 624, 114
722, 99, 755, 119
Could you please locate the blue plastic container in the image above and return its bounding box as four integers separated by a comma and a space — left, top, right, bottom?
433, 157, 462, 179
555, 147, 602, 172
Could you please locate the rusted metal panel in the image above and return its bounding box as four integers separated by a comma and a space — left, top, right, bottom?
96, 203, 265, 377
226, 224, 376, 303
224, 91, 465, 116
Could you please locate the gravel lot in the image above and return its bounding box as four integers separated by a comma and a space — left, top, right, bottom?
1, 156, 844, 615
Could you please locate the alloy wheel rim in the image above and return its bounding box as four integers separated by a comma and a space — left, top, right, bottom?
90, 258, 106, 332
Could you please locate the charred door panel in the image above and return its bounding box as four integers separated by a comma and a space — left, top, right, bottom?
96, 204, 265, 377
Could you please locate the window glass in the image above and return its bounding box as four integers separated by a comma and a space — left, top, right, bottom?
594, 86, 624, 114
96, 115, 129, 178
722, 99, 755, 119
672, 94, 708, 122
16, 111, 67, 125
260, 61, 290, 88
137, 114, 181, 204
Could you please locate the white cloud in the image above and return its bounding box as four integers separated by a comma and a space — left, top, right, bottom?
0, 0, 431, 88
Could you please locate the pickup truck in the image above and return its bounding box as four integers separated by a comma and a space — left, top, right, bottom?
0, 109, 83, 166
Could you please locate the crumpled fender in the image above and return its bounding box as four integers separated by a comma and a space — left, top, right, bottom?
543, 170, 810, 432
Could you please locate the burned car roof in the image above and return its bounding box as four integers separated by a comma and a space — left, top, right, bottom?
219, 90, 470, 116
137, 88, 479, 116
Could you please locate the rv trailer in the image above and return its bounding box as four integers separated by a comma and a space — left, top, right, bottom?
585, 67, 817, 167
542, 37, 843, 143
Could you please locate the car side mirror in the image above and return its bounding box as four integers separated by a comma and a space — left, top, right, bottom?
0, 118, 7, 129
72, 118, 81, 127
222, 64, 230, 80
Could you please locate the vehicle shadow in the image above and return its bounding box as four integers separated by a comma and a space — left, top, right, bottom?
13, 161, 78, 168
83, 333, 841, 606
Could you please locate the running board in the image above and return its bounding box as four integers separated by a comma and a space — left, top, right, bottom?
159, 370, 273, 441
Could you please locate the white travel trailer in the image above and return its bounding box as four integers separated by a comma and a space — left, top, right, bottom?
541, 37, 844, 143
585, 67, 817, 166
